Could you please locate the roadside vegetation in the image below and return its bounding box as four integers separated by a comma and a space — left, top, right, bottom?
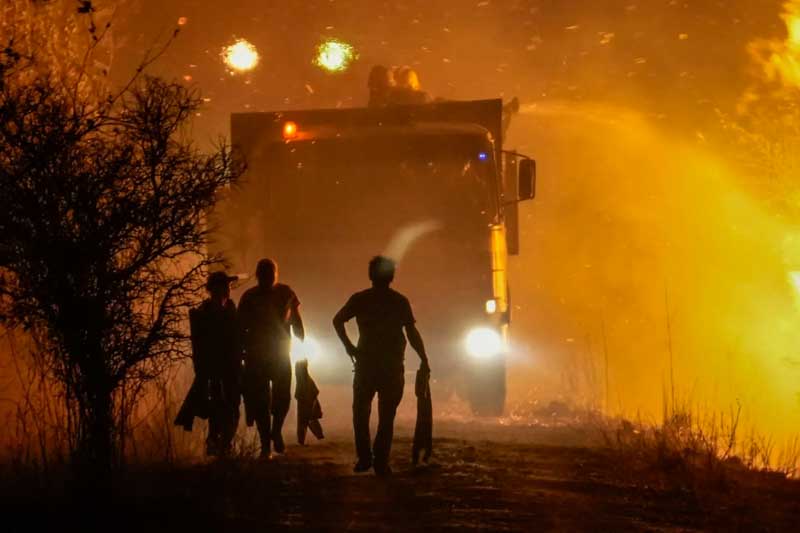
0, 2, 798, 530
0, 0, 242, 480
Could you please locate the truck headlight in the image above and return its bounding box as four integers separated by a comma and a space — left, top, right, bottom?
465, 327, 503, 359
291, 335, 322, 362
485, 298, 497, 314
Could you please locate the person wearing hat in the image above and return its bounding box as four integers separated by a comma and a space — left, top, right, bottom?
238, 258, 305, 458
175, 271, 241, 456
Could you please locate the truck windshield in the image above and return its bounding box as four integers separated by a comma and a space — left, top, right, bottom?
261, 133, 497, 250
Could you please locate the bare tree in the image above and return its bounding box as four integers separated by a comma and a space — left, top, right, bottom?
0, 30, 242, 475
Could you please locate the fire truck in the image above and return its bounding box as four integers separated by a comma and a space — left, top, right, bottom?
218, 99, 535, 415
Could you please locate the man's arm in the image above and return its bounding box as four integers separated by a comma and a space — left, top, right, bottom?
188, 308, 207, 376
333, 301, 358, 361
290, 301, 305, 341
225, 302, 244, 368
236, 292, 251, 339
401, 297, 429, 371
405, 323, 430, 371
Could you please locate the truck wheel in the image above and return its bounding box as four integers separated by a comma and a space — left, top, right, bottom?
466, 359, 506, 416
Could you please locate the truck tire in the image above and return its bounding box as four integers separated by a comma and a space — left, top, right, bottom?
466, 358, 506, 416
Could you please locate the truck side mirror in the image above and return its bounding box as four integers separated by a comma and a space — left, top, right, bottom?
518, 159, 536, 200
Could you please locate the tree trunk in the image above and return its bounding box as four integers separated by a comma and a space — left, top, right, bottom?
73, 367, 115, 484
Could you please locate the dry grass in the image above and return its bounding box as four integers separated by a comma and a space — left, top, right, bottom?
3, 323, 799, 492
594, 395, 800, 492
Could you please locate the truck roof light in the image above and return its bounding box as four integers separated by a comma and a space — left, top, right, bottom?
478, 151, 488, 161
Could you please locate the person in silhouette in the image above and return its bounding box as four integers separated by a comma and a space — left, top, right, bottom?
239, 258, 304, 458
333, 256, 430, 476
389, 66, 430, 105
367, 65, 396, 107
176, 271, 241, 456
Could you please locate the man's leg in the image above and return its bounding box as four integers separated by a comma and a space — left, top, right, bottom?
220, 375, 241, 454
248, 365, 272, 457
373, 372, 404, 475
352, 371, 376, 471
270, 357, 292, 453
206, 378, 224, 456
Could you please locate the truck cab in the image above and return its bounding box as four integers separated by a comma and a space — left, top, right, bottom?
217, 99, 535, 415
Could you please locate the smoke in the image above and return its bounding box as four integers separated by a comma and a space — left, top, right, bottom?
6, 0, 795, 455
748, 0, 800, 89
383, 219, 443, 264
506, 99, 800, 441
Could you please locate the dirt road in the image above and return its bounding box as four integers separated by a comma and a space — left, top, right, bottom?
11, 419, 798, 532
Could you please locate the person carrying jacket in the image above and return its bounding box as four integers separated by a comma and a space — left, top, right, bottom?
175, 271, 241, 456
239, 258, 304, 458
333, 256, 430, 476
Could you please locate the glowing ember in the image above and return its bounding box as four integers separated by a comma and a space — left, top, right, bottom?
222, 38, 260, 73
282, 121, 298, 139
314, 39, 357, 73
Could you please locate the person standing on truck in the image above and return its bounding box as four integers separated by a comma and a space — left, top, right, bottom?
389, 66, 430, 105
239, 258, 305, 458
175, 271, 241, 457
333, 256, 430, 476
367, 65, 395, 107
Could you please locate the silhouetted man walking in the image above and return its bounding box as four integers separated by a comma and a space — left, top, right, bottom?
176, 271, 241, 456
239, 258, 304, 457
333, 256, 430, 476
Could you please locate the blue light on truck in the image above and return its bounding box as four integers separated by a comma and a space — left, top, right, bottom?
478, 152, 488, 161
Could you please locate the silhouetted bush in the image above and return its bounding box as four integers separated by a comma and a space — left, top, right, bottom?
0, 25, 242, 477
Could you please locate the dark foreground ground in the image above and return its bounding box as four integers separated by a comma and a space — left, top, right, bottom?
5, 421, 800, 532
